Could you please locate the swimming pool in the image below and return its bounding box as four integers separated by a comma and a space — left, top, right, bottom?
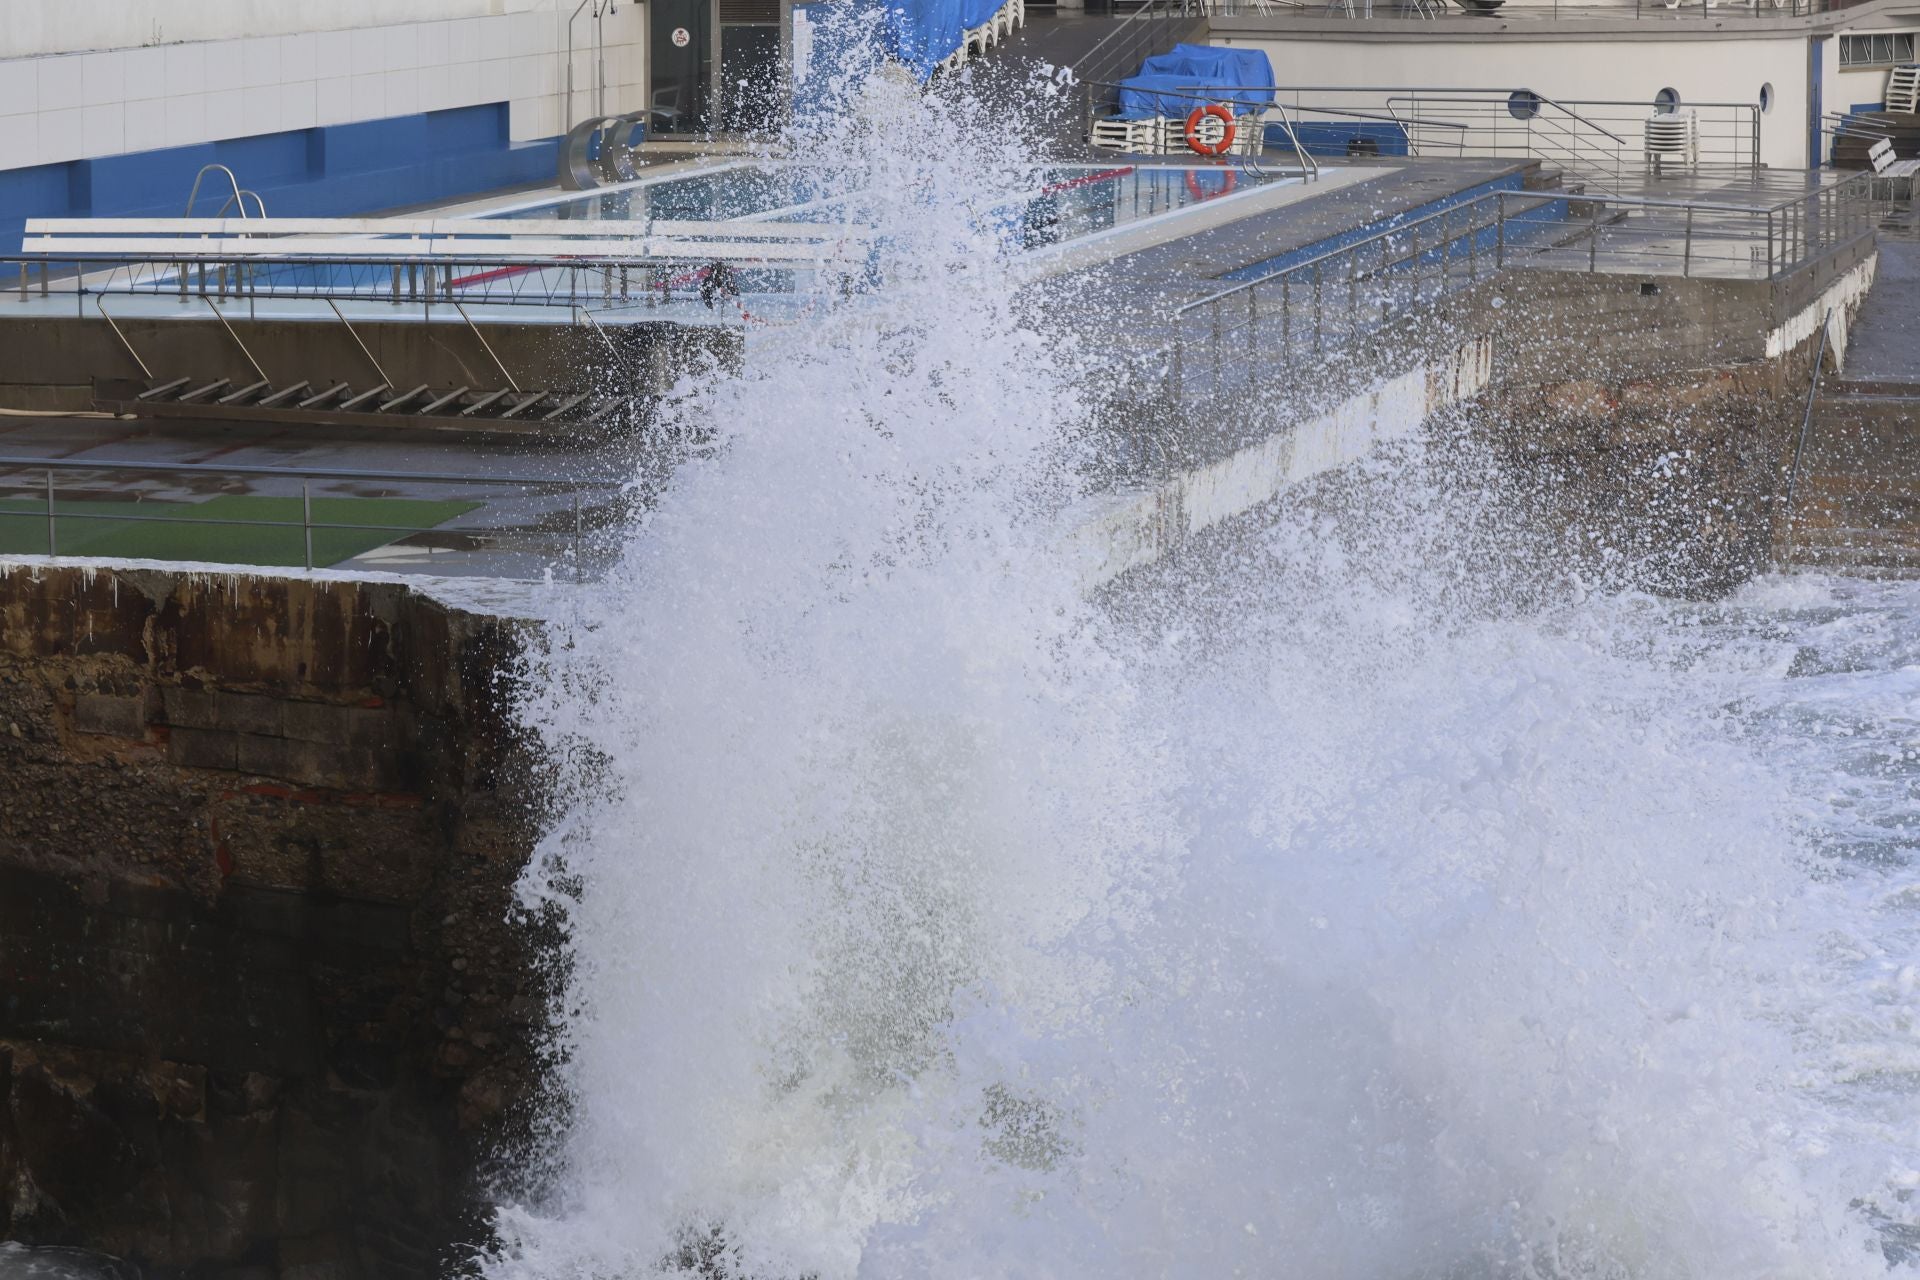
51, 157, 1306, 320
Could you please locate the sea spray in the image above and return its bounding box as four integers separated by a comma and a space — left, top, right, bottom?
485, 50, 1901, 1280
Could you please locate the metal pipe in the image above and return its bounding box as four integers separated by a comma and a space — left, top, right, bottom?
303, 481, 314, 570
204, 296, 269, 384
45, 470, 55, 557
326, 298, 391, 387
573, 492, 585, 582
566, 0, 591, 125
0, 454, 589, 487
1779, 311, 1832, 570
95, 297, 153, 380
455, 301, 522, 392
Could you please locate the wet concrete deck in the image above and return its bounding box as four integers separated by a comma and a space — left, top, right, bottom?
1839, 240, 1920, 389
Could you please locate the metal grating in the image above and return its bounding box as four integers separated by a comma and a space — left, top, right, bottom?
720, 0, 779, 23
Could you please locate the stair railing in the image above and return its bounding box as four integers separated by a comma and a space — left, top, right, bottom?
1075, 0, 1205, 122
1386, 92, 1627, 191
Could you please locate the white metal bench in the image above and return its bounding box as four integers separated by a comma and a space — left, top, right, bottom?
1888, 65, 1920, 115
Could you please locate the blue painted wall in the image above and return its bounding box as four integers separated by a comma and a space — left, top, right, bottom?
0, 103, 561, 255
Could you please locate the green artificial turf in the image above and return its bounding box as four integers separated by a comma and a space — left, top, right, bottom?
0, 495, 481, 568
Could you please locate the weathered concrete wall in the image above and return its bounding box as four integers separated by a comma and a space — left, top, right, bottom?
0, 312, 737, 415
1472, 356, 1809, 594
0, 566, 543, 1280
1452, 245, 1879, 595
1780, 391, 1920, 573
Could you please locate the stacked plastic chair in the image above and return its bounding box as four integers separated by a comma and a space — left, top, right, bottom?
1090, 116, 1168, 154
1643, 110, 1699, 174
937, 0, 1024, 74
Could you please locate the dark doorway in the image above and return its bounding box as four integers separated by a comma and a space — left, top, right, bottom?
650, 0, 712, 134
720, 25, 782, 134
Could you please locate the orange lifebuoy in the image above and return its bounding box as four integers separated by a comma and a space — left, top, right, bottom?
1184, 166, 1238, 201
1184, 104, 1236, 157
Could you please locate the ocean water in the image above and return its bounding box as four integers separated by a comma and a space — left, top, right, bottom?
482, 50, 1920, 1280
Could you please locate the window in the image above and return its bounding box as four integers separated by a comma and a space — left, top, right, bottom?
1759, 81, 1774, 112
1654, 87, 1681, 112
1840, 32, 1916, 67
1507, 89, 1542, 120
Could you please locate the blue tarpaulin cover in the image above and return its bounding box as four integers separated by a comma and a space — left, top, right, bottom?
1115, 72, 1207, 119
791, 0, 989, 90
878, 0, 968, 77
1129, 44, 1274, 111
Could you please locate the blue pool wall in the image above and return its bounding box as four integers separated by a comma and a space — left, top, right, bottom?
0, 103, 561, 256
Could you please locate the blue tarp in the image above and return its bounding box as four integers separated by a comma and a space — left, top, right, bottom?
1133, 44, 1274, 111
1116, 72, 1208, 120
791, 0, 984, 90
878, 0, 968, 78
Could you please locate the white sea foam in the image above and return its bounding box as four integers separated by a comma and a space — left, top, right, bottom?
483, 49, 1914, 1280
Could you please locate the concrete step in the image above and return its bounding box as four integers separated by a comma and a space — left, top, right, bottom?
1523, 164, 1567, 193
1785, 528, 1920, 574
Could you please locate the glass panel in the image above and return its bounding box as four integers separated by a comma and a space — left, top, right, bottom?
1872, 34, 1895, 63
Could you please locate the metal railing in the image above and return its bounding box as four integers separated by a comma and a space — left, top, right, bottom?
1384, 92, 1635, 188
1074, 0, 1208, 113
1200, 0, 1852, 20
4, 254, 798, 324
1168, 174, 1872, 400
0, 456, 625, 579
1088, 83, 1762, 190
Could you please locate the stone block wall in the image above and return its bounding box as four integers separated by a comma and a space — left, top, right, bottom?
0, 566, 547, 1280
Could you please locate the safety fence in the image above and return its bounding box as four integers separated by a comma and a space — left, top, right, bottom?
0, 456, 628, 579
4, 253, 791, 317
1168, 173, 1872, 401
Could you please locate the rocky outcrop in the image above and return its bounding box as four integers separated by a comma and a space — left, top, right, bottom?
0, 567, 548, 1279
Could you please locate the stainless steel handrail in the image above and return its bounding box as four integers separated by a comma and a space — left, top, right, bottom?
184, 165, 252, 220
213, 189, 269, 220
